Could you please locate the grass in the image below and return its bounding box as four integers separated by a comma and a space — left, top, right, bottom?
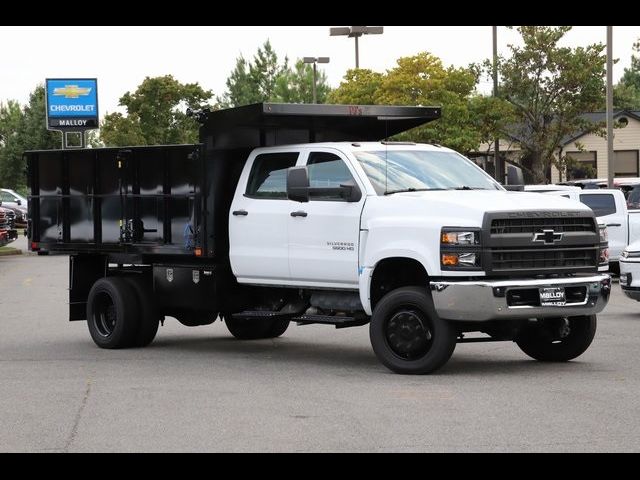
0, 246, 21, 256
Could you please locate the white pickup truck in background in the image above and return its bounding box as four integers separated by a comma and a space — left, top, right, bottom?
542, 189, 640, 267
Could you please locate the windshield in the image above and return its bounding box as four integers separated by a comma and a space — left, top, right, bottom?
354, 150, 501, 195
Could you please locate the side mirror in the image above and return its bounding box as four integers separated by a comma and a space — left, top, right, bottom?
16, 199, 21, 206
339, 181, 363, 202
287, 167, 310, 203
504, 164, 525, 191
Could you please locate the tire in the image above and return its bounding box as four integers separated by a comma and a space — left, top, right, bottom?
224, 316, 290, 340
266, 318, 290, 338
516, 315, 597, 362
369, 287, 456, 375
123, 276, 159, 347
86, 277, 140, 349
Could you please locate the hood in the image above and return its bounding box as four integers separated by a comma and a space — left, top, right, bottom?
363, 190, 592, 229
389, 190, 588, 214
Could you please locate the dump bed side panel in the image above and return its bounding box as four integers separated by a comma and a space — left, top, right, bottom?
27, 145, 203, 256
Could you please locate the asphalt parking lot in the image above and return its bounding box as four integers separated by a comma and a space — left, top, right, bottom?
1, 236, 639, 452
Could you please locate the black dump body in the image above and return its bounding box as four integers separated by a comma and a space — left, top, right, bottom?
26, 103, 440, 263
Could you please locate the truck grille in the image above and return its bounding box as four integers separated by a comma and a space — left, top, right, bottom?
485, 212, 599, 275
491, 217, 596, 234
490, 247, 599, 273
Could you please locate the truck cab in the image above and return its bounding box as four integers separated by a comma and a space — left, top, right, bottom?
26, 103, 611, 374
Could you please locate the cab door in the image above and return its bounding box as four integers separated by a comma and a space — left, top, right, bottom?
229, 150, 300, 283
288, 149, 365, 288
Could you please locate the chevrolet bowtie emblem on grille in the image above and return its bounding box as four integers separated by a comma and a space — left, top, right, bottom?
533, 229, 563, 245
52, 85, 92, 98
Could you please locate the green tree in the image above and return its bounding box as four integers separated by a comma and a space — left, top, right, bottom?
614, 39, 640, 110
220, 41, 286, 107
328, 53, 483, 153
327, 69, 383, 105
489, 26, 607, 183
468, 95, 517, 151
221, 41, 331, 106
275, 59, 331, 104
0, 86, 60, 189
101, 75, 213, 147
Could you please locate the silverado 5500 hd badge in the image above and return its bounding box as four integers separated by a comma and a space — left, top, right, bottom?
327, 241, 355, 251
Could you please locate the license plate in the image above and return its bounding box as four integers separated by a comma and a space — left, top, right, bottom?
539, 287, 566, 306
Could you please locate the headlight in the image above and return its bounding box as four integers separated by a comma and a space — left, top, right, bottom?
441, 230, 479, 246
441, 228, 482, 270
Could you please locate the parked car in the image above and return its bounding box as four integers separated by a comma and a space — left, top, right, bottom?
0, 206, 18, 246
0, 204, 27, 228
524, 185, 581, 193
620, 240, 640, 301
543, 189, 640, 269
0, 188, 27, 210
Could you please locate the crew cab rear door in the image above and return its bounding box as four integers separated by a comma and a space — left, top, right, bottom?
229, 149, 300, 283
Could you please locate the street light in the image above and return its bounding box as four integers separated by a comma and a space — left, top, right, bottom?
303, 57, 330, 104
329, 26, 384, 69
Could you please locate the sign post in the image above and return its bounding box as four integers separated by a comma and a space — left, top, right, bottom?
45, 78, 99, 149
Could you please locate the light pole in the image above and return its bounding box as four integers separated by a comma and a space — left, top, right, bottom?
492, 26, 503, 184
330, 26, 383, 69
303, 57, 330, 104
606, 26, 614, 188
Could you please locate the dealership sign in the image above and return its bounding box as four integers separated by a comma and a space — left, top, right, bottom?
45, 78, 99, 130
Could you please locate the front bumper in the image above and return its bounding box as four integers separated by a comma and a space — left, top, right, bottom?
430, 274, 611, 321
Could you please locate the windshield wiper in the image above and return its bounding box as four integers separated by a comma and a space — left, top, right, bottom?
384, 188, 444, 196
452, 186, 486, 190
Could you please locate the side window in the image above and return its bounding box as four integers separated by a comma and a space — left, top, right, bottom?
306, 152, 355, 201
580, 194, 616, 216
1, 192, 11, 202
245, 152, 299, 199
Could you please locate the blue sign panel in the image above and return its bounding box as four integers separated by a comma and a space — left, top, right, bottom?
45, 78, 99, 130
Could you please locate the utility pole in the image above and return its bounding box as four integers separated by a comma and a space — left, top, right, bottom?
607, 26, 615, 188
493, 26, 503, 184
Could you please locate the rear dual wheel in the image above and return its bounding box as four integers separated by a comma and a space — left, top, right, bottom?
86, 276, 159, 349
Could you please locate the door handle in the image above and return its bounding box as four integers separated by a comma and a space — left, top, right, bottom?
232, 210, 248, 216
606, 223, 622, 227
291, 211, 308, 218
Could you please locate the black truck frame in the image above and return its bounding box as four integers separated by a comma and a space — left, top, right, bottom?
26, 103, 440, 326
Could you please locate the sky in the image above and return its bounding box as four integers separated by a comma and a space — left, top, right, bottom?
1, 26, 639, 116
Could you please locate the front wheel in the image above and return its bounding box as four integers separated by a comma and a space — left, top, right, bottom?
516, 315, 597, 362
369, 287, 456, 374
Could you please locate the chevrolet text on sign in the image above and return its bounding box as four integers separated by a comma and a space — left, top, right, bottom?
45, 79, 99, 130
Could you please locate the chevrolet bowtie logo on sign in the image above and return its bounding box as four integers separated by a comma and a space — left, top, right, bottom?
533, 229, 563, 245
45, 78, 99, 131
52, 85, 92, 99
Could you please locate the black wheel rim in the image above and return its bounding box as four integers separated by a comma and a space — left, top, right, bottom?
385, 308, 433, 360
94, 292, 117, 338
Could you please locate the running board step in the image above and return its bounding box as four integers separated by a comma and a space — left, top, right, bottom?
231, 311, 293, 321
292, 314, 368, 329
